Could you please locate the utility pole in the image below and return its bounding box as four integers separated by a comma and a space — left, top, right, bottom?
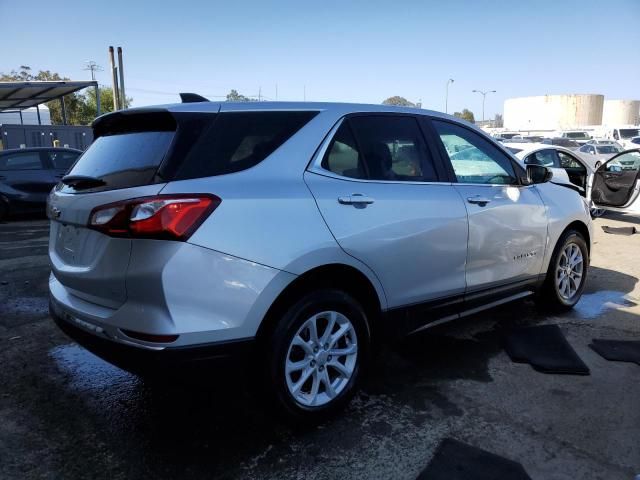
108, 47, 120, 110
84, 60, 103, 117
258, 86, 262, 101
83, 60, 103, 81
472, 89, 496, 122
303, 85, 306, 101
445, 78, 454, 113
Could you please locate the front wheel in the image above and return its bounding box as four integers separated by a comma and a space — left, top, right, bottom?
266, 289, 371, 422
536, 230, 589, 311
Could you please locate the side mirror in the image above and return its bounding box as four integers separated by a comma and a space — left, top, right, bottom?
525, 164, 553, 184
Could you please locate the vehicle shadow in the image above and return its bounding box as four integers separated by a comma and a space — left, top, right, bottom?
598, 211, 640, 225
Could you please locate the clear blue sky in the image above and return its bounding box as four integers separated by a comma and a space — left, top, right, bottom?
2, 0, 638, 119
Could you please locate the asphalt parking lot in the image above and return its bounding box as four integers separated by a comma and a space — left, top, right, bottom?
1, 215, 639, 480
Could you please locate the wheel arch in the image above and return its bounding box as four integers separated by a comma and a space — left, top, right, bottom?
563, 220, 591, 254
256, 263, 384, 346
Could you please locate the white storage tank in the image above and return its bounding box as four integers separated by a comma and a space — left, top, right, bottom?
504, 94, 604, 131
602, 99, 640, 126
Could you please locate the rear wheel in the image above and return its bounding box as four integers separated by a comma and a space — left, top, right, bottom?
537, 230, 589, 311
266, 289, 370, 422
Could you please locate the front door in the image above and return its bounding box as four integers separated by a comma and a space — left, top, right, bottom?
305, 115, 468, 310
591, 149, 640, 214
430, 119, 548, 292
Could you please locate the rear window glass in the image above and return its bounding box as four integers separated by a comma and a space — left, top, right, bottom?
173, 111, 317, 180
0, 151, 44, 170
61, 131, 174, 192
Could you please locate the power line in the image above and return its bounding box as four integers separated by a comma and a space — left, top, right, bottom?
83, 60, 103, 81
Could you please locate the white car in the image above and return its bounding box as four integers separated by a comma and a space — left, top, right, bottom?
505, 143, 640, 217
577, 143, 622, 170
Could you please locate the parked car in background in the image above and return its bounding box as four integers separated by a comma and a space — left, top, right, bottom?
601, 126, 640, 150
542, 137, 581, 150
506, 143, 640, 218
48, 101, 595, 421
577, 143, 622, 170
506, 143, 592, 194
586, 138, 623, 149
0, 147, 81, 221
558, 131, 592, 145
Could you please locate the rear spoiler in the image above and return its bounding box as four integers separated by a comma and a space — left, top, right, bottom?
179, 93, 209, 103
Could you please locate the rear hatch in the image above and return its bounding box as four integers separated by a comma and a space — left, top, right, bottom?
49, 110, 186, 308
49, 106, 319, 309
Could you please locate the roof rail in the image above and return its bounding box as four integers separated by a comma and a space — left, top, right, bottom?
179, 93, 210, 103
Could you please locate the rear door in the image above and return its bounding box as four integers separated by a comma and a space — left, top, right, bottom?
48, 112, 179, 308
0, 150, 52, 212
305, 115, 468, 313
591, 149, 640, 214
429, 119, 548, 294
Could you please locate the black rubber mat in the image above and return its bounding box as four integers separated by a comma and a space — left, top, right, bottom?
417, 438, 532, 480
601, 225, 637, 235
504, 324, 590, 375
589, 339, 640, 366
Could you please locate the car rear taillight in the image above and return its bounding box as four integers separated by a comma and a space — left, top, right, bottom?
88, 194, 220, 241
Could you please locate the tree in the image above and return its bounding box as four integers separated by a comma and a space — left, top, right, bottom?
493, 113, 504, 128
453, 109, 475, 123
226, 89, 256, 102
382, 96, 415, 107
0, 66, 132, 125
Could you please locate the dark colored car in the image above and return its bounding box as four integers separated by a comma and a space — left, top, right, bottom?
0, 147, 82, 220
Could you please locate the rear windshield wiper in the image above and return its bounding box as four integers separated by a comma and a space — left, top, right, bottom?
61, 175, 106, 190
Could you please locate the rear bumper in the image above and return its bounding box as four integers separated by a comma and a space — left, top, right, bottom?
51, 299, 255, 373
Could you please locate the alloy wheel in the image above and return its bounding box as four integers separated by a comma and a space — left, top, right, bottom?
284, 310, 358, 407
555, 242, 584, 300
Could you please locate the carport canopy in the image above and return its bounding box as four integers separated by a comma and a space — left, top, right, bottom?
0, 81, 98, 111
0, 81, 99, 125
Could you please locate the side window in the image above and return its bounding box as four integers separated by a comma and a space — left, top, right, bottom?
321, 122, 365, 179
0, 152, 44, 171
432, 120, 517, 185
48, 151, 79, 170
321, 116, 439, 182
349, 116, 438, 181
558, 151, 584, 169
525, 149, 559, 167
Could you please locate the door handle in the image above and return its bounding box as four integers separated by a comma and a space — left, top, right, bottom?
467, 195, 491, 206
338, 194, 375, 206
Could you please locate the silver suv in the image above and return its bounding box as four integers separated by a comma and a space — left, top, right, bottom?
48, 101, 593, 420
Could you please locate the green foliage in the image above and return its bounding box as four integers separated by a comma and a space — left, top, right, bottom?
453, 108, 475, 123
226, 89, 256, 102
0, 66, 132, 125
382, 96, 415, 107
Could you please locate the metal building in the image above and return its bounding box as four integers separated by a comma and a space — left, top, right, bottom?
602, 99, 640, 126
504, 94, 604, 131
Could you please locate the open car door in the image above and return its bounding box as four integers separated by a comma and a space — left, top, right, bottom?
591, 149, 640, 215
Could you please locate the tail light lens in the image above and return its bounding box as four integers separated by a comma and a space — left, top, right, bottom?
89, 194, 220, 240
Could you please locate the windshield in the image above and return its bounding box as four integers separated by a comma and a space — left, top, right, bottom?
620, 128, 640, 139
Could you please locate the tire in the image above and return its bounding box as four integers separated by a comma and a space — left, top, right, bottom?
537, 230, 589, 312
265, 289, 371, 423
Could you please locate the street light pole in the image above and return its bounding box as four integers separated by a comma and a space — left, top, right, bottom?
472, 89, 496, 122
445, 78, 454, 114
